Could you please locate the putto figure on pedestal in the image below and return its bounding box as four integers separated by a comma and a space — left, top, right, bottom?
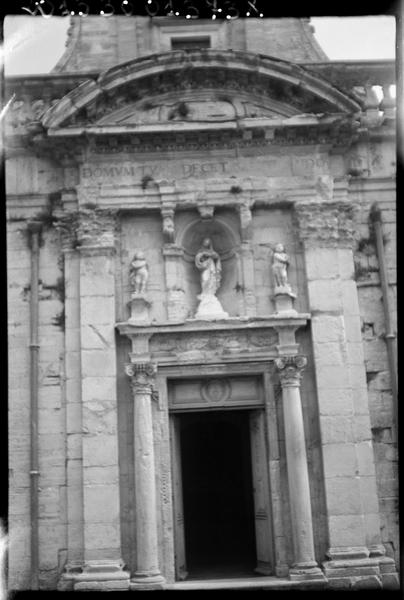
130, 250, 149, 295
194, 237, 228, 320
271, 242, 297, 315
128, 250, 152, 324
272, 243, 291, 290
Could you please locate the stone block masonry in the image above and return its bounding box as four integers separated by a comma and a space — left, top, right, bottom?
296, 199, 397, 588
352, 180, 398, 567
8, 224, 66, 590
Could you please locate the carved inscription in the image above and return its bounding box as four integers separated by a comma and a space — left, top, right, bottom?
291, 155, 330, 176
80, 156, 302, 183
81, 161, 229, 181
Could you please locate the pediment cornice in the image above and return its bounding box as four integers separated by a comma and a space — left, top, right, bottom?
42, 50, 361, 132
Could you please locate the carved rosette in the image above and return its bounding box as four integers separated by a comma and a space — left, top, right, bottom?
275, 355, 307, 387
125, 362, 157, 395
295, 202, 356, 248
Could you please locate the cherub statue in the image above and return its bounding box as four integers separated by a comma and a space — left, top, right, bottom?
129, 250, 148, 295
272, 243, 290, 288
195, 237, 222, 296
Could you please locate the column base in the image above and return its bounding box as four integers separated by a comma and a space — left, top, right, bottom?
130, 573, 166, 590
288, 562, 326, 582
379, 555, 400, 589
323, 546, 399, 590
58, 560, 130, 591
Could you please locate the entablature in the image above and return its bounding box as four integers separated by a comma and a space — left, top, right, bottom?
116, 315, 309, 367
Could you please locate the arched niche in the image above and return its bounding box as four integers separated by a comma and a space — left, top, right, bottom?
178, 217, 240, 318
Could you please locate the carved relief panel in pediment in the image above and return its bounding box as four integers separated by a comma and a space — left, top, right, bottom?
88, 93, 286, 128
42, 51, 360, 132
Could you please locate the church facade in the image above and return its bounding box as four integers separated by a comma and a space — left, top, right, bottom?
6, 17, 398, 591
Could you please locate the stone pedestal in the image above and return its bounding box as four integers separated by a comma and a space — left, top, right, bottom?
273, 286, 297, 315
125, 363, 165, 590
128, 293, 152, 325
275, 356, 325, 583
72, 561, 130, 591
194, 293, 229, 320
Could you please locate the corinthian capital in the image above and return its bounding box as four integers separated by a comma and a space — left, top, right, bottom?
275, 355, 307, 387
125, 362, 157, 394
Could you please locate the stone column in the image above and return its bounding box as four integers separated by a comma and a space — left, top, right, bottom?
73, 208, 129, 590
295, 200, 398, 589
125, 362, 165, 590
59, 246, 84, 586
275, 355, 325, 581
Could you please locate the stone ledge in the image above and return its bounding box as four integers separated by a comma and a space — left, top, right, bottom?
339, 575, 386, 590
116, 314, 310, 337
163, 576, 328, 591
74, 579, 130, 591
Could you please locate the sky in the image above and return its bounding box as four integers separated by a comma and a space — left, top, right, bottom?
2, 15, 397, 76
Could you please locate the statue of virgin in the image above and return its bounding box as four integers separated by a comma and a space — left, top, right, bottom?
195, 237, 222, 296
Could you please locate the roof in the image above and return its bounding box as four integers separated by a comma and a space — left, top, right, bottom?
53, 16, 329, 74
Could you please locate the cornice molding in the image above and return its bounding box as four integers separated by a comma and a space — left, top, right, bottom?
40, 50, 361, 131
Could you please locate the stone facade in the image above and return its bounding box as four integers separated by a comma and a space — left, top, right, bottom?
6, 17, 397, 591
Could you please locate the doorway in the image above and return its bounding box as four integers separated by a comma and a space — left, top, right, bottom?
175, 410, 257, 579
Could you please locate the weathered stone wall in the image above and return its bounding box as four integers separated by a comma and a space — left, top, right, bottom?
244, 18, 328, 61
53, 16, 328, 74
7, 148, 67, 590
7, 128, 397, 587
348, 136, 398, 565
8, 220, 67, 589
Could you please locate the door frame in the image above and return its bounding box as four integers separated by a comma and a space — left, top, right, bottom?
156, 361, 286, 580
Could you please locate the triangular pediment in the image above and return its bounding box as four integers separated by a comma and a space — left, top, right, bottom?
42, 50, 361, 132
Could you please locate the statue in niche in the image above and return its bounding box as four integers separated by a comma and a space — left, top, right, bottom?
129, 250, 149, 295
194, 237, 228, 320
272, 243, 290, 288
195, 237, 222, 295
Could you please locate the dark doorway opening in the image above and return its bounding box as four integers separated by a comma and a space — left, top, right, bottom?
179, 410, 257, 579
